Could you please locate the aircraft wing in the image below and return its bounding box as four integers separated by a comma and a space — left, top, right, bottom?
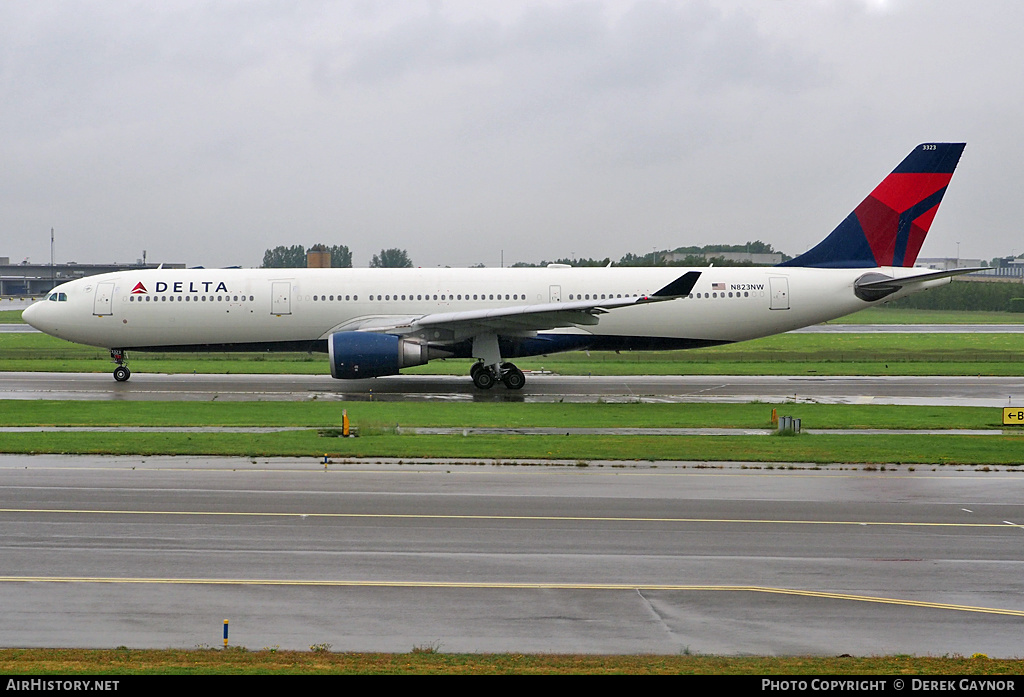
324, 271, 701, 343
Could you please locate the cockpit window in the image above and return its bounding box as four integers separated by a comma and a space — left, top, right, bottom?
47, 293, 68, 302
48, 293, 57, 301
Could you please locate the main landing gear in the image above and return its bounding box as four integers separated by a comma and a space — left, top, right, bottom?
470, 361, 525, 390
469, 333, 525, 390
110, 349, 131, 382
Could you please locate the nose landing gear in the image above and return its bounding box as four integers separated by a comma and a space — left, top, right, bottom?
111, 349, 131, 382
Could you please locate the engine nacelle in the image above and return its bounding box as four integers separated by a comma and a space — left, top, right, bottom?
328, 331, 430, 379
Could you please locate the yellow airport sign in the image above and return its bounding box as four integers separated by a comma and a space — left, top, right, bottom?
1003, 408, 1024, 426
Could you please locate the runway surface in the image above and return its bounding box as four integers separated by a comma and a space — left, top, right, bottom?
3, 371, 1023, 406
2, 455, 1023, 655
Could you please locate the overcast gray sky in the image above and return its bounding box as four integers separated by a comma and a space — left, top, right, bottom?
3, 0, 1021, 268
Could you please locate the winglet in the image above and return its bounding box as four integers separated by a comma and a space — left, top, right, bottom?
653, 271, 701, 297
781, 143, 966, 268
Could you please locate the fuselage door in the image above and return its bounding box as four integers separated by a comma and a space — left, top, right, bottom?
93, 282, 115, 316
271, 281, 292, 315
549, 285, 561, 303
769, 276, 790, 310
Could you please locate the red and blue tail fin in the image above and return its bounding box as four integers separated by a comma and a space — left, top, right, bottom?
780, 143, 966, 268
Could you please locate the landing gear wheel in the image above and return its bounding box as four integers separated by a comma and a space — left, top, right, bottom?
470, 361, 485, 380
472, 366, 496, 389
110, 349, 130, 382
501, 364, 526, 390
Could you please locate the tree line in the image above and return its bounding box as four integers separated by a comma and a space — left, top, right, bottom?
511, 241, 787, 268
262, 240, 785, 269
261, 245, 412, 268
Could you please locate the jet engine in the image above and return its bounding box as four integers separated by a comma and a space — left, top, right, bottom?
328, 331, 430, 379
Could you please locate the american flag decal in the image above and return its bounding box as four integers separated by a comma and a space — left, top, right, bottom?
712, 283, 725, 290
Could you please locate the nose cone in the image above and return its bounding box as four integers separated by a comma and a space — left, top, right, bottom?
21, 300, 45, 330
22, 298, 62, 338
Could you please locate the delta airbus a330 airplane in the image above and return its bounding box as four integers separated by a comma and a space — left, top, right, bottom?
25, 142, 969, 389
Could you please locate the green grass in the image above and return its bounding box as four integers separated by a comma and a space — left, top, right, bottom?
4, 400, 1020, 463
2, 331, 1024, 375
0, 649, 1019, 675
0, 309, 25, 323
0, 400, 1011, 429
2, 430, 1021, 465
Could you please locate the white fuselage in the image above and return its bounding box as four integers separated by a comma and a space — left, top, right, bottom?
23, 265, 944, 355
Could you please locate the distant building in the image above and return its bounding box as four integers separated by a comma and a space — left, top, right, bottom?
0, 260, 185, 296
972, 259, 1024, 279
915, 257, 985, 271
916, 256, 1024, 280
306, 250, 331, 268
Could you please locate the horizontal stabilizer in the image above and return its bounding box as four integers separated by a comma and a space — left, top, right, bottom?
854, 267, 984, 301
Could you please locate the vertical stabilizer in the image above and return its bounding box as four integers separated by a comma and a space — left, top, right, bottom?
781, 143, 965, 268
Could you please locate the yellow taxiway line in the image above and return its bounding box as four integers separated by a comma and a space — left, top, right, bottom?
0, 576, 1021, 616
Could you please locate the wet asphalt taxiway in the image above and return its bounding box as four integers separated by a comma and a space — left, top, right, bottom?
2, 455, 1023, 655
